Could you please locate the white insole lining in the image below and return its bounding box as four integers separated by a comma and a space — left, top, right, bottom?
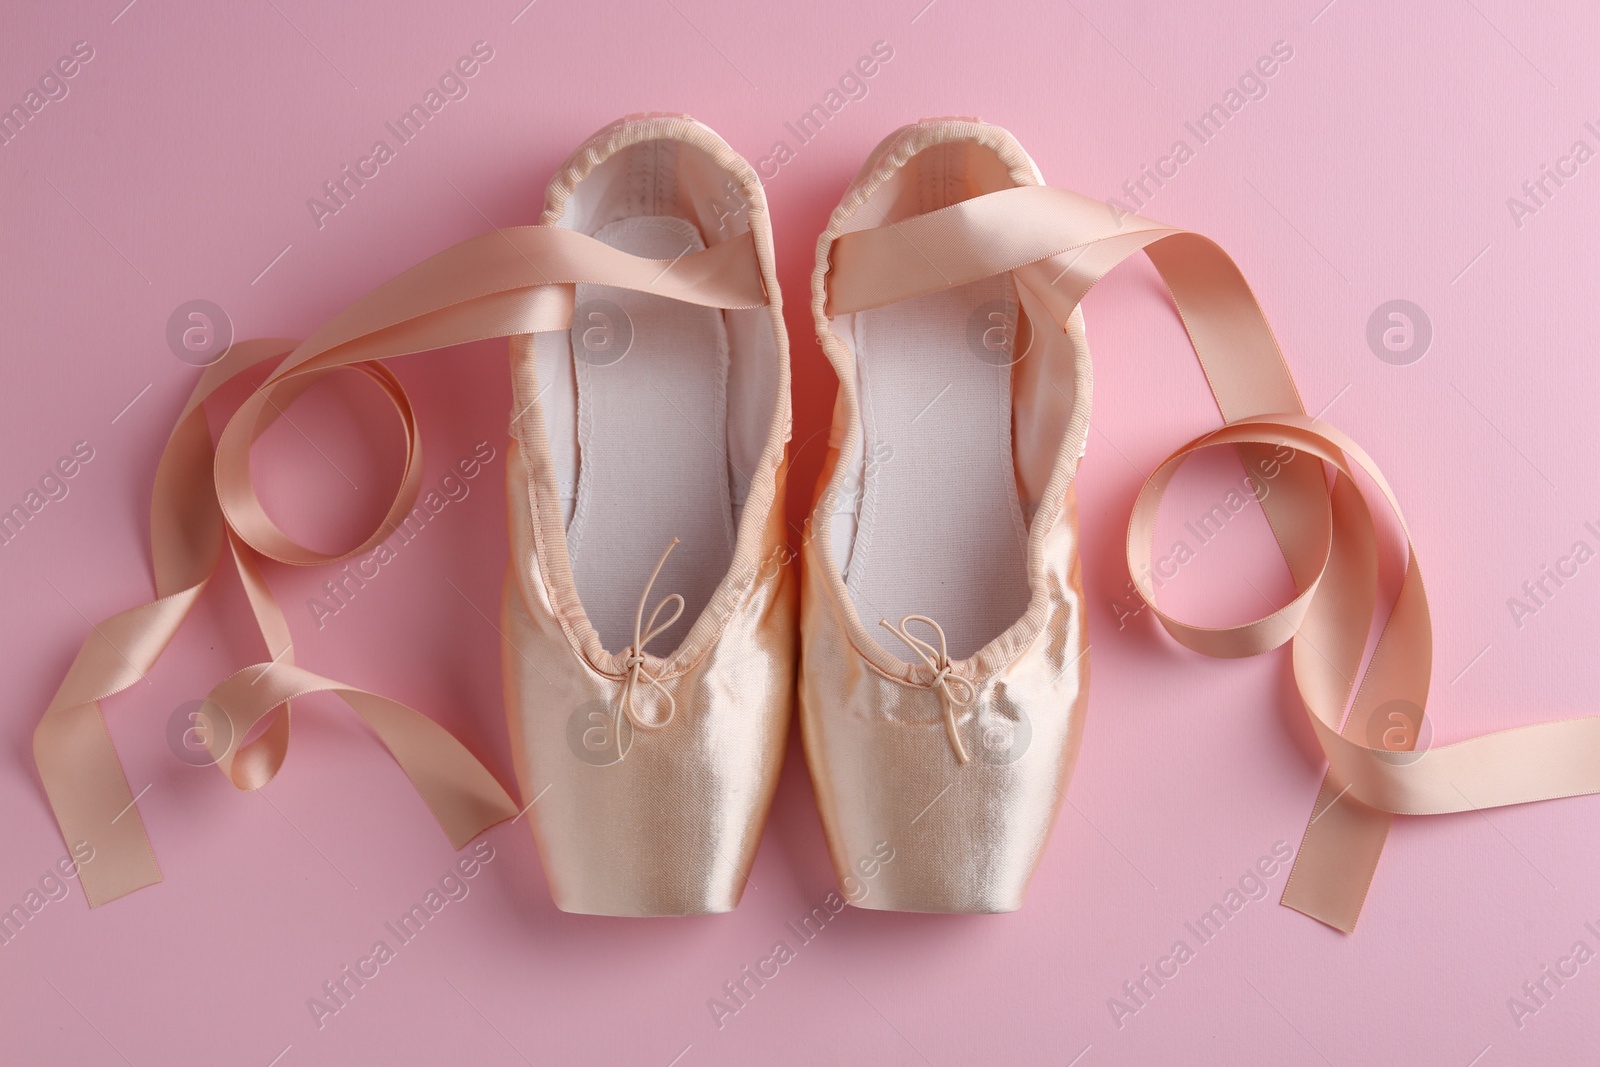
566, 214, 735, 655
847, 275, 1032, 660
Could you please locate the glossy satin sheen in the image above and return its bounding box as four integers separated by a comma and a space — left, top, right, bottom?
800, 486, 1088, 912
820, 118, 1600, 933
801, 120, 1096, 914
500, 115, 797, 916
502, 445, 795, 915
32, 114, 787, 912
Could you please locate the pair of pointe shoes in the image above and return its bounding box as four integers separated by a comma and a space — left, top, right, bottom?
509, 114, 1089, 915
46, 110, 1598, 932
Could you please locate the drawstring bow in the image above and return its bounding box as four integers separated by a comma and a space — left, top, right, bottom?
615, 538, 684, 759
880, 614, 977, 764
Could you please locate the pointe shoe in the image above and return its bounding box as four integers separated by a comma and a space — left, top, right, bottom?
31, 114, 792, 913
503, 114, 795, 915
800, 119, 1092, 912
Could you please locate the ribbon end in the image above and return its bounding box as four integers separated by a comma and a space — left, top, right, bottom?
1279, 891, 1359, 935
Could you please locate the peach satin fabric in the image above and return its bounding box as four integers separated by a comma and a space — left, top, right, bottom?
34, 224, 768, 908
39, 175, 1598, 932
828, 184, 1600, 932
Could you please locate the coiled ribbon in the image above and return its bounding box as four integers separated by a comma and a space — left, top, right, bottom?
35, 224, 767, 907
829, 184, 1600, 933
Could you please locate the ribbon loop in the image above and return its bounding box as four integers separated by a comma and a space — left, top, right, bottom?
829, 184, 1600, 932
37, 221, 768, 907
216, 230, 766, 570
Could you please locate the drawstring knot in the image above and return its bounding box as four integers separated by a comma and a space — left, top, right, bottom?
615, 538, 684, 759
879, 614, 976, 764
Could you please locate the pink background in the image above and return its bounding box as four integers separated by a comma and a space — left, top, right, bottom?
4, 0, 1599, 1063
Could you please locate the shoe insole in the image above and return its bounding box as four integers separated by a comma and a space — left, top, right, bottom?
566, 215, 735, 655
848, 275, 1032, 661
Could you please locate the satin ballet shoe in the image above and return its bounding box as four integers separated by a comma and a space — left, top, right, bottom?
502, 114, 795, 915
799, 119, 1091, 912
799, 113, 1600, 933
35, 107, 1600, 935
32, 113, 792, 912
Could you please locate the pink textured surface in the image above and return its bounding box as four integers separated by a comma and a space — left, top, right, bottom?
4, 1, 1598, 1063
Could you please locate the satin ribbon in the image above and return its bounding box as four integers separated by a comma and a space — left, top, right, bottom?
828, 184, 1600, 933
616, 538, 686, 759
36, 225, 768, 908
879, 614, 977, 763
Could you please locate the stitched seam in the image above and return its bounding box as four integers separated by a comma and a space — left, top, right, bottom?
846, 310, 880, 596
